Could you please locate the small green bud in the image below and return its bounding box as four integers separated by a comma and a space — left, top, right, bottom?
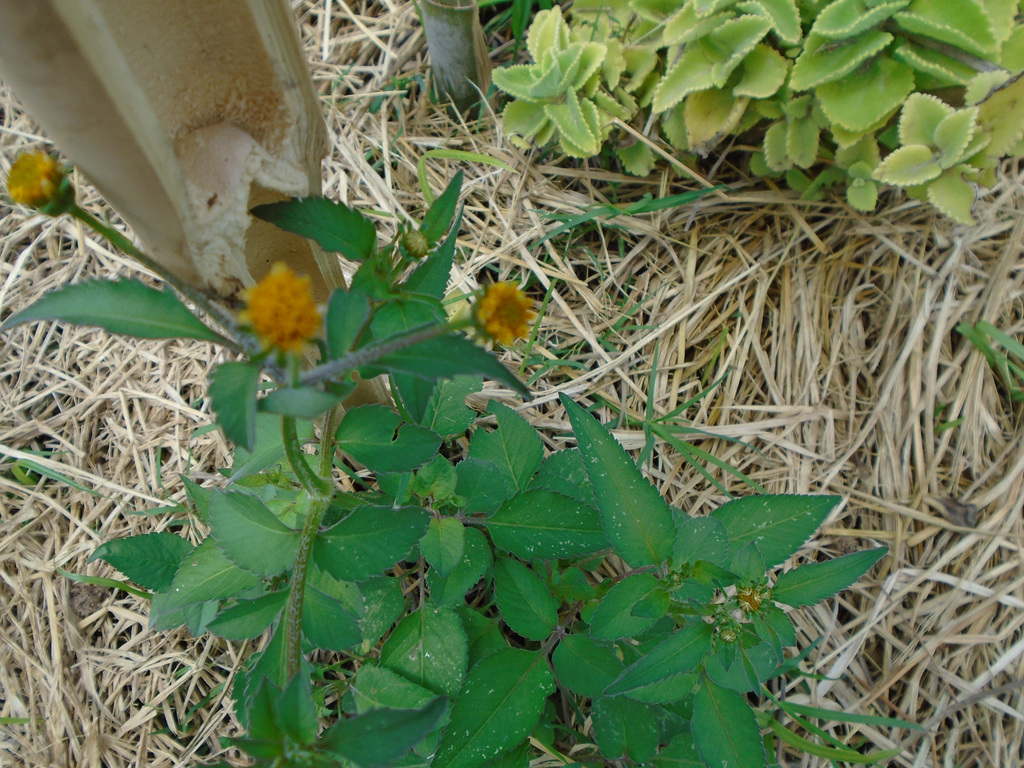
401, 229, 429, 259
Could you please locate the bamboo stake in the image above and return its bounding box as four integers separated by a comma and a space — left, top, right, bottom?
420, 0, 492, 115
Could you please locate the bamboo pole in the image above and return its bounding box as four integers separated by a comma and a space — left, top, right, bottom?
420, 0, 492, 115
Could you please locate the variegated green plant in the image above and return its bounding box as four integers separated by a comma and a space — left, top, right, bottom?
494, 0, 1024, 224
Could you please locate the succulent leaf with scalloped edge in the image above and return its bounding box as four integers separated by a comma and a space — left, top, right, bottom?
492, 0, 1024, 222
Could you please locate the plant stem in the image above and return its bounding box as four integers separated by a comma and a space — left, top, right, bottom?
280, 413, 336, 680
300, 319, 471, 387
282, 417, 331, 497
282, 491, 332, 680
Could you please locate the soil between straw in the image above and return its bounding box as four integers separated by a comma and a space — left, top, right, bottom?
2, 2, 1023, 766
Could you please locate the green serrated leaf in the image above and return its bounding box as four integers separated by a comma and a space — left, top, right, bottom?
673, 515, 730, 569
421, 517, 466, 577
421, 375, 480, 439
411, 455, 458, 501
335, 404, 441, 473
685, 88, 748, 154
740, 0, 802, 43
705, 15, 773, 87
314, 504, 429, 581
652, 46, 716, 113
978, 71, 1024, 157
366, 335, 527, 395
493, 64, 546, 101
406, 205, 461, 299
733, 44, 788, 98
428, 526, 493, 605
527, 8, 570, 62
493, 558, 559, 641
898, 92, 953, 146
157, 538, 261, 616
654, 732, 704, 768
487, 488, 607, 559
605, 622, 714, 698
787, 116, 820, 168
278, 673, 318, 746
692, 678, 768, 767
353, 665, 441, 715
552, 634, 625, 698
250, 198, 377, 262
380, 603, 468, 697
931, 107, 978, 168
589, 573, 663, 640
811, 0, 909, 39
319, 698, 447, 768
561, 395, 674, 567
773, 547, 887, 607
528, 448, 595, 507
456, 458, 513, 514
208, 490, 299, 576
501, 99, 551, 141
433, 649, 554, 768
207, 591, 288, 640
895, 0, 997, 58
0, 279, 225, 343
326, 288, 371, 358
360, 576, 405, 648
846, 178, 879, 211
873, 144, 943, 186
711, 495, 840, 569
302, 584, 362, 651
592, 696, 660, 762
892, 39, 975, 86
209, 361, 261, 451
468, 400, 543, 493
545, 91, 601, 157
663, 5, 728, 46
789, 31, 892, 91
90, 531, 193, 592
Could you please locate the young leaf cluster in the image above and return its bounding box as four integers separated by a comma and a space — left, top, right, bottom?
494, 1, 1024, 223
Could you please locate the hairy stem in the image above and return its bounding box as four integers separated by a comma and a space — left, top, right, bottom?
280, 413, 336, 679
282, 417, 331, 497
282, 492, 332, 680
300, 319, 471, 387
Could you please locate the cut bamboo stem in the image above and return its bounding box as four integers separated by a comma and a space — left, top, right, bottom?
420, 0, 492, 115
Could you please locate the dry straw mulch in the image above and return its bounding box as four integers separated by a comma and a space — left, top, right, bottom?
2, 2, 1023, 767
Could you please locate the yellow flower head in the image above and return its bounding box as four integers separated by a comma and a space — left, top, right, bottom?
475, 282, 536, 346
239, 263, 322, 354
7, 150, 72, 213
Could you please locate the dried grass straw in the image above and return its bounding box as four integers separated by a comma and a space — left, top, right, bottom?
2, 2, 1023, 766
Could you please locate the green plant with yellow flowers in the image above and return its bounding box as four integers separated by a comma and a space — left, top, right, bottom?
2, 151, 910, 768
